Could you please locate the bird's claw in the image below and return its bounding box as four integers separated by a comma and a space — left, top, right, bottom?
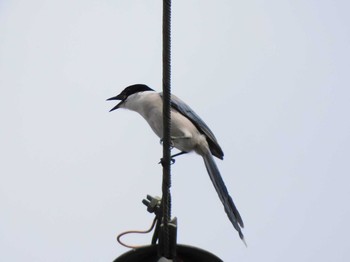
159, 138, 174, 149
159, 158, 176, 166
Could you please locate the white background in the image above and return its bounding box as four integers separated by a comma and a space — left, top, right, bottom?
1, 0, 349, 261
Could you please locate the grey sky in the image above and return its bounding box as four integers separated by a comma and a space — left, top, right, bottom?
1, 0, 349, 261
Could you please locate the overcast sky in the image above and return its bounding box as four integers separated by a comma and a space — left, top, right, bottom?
1, 0, 350, 261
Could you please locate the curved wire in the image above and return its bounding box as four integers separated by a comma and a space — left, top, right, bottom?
116, 217, 158, 249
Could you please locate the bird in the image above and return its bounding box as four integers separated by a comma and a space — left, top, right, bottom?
107, 84, 245, 244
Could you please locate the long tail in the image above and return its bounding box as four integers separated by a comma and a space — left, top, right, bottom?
202, 151, 246, 245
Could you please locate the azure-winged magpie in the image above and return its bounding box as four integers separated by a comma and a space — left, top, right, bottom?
107, 84, 245, 244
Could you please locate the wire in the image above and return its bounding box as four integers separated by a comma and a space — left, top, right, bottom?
116, 217, 158, 249
161, 0, 174, 258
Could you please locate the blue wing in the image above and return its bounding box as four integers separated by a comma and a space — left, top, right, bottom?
161, 93, 224, 159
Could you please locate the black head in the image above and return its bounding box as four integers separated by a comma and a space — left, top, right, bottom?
107, 84, 154, 112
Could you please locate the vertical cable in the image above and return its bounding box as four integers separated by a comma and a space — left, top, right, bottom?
161, 0, 172, 258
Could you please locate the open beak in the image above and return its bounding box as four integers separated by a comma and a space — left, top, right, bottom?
107, 94, 125, 112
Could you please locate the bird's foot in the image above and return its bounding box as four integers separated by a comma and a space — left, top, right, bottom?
158, 151, 187, 165
159, 157, 176, 166
159, 138, 174, 149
